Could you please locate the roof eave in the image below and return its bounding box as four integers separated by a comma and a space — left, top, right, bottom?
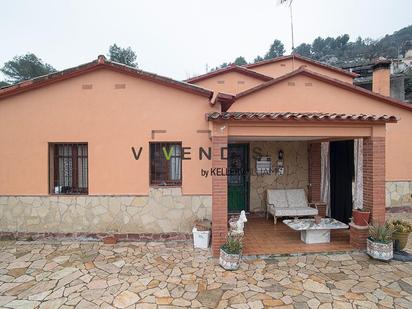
206, 112, 398, 124
245, 54, 359, 78
231, 67, 412, 113
0, 56, 213, 100
185, 65, 273, 84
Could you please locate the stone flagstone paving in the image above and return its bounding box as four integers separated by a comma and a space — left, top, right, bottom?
0, 240, 412, 308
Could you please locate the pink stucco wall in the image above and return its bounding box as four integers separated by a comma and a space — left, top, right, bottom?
1, 60, 411, 197
0, 69, 217, 195
191, 71, 265, 95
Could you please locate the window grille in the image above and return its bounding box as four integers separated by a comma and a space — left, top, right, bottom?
49, 143, 88, 194
150, 142, 182, 186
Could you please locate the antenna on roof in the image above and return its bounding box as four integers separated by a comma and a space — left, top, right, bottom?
278, 0, 295, 70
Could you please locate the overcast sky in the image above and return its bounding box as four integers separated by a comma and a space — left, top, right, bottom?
1, 0, 411, 80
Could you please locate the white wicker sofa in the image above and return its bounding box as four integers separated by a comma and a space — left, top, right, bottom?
266, 189, 318, 224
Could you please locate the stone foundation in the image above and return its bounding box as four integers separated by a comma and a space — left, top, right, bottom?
386, 181, 412, 208
0, 231, 193, 242
0, 188, 211, 234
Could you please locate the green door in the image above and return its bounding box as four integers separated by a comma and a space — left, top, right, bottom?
228, 144, 249, 213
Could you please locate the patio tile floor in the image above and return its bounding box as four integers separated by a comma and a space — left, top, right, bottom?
243, 217, 351, 256
0, 238, 412, 308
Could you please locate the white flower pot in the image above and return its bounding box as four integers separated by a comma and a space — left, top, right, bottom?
219, 249, 241, 270
192, 228, 210, 249
367, 238, 393, 261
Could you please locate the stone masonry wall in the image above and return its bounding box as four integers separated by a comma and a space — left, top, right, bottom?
0, 188, 211, 234
249, 141, 309, 212
386, 181, 412, 208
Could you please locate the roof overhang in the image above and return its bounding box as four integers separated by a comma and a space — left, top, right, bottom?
0, 55, 214, 100
215, 67, 412, 113
206, 112, 398, 124
185, 64, 273, 83
245, 54, 359, 78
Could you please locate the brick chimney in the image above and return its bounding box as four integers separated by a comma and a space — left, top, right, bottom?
372, 59, 391, 96
97, 55, 106, 64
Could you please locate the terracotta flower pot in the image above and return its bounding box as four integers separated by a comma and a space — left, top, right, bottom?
392, 231, 410, 251
219, 249, 241, 270
353, 209, 370, 226
103, 236, 117, 245
366, 238, 393, 261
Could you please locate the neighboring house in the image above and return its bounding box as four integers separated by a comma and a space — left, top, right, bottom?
1, 54, 412, 255
343, 60, 406, 102
403, 48, 412, 67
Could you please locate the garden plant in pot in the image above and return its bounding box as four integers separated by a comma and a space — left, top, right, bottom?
192, 219, 211, 249
352, 207, 371, 226
219, 235, 242, 270
367, 222, 394, 261
387, 219, 412, 251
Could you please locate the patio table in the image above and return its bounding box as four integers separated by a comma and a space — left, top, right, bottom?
283, 218, 349, 244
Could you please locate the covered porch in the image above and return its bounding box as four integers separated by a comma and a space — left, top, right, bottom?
243, 216, 350, 256
208, 112, 396, 256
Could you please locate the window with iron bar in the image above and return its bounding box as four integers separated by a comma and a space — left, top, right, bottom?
150, 142, 182, 186
49, 143, 88, 194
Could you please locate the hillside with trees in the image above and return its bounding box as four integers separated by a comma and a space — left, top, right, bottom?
1, 26, 412, 93
211, 25, 412, 101
214, 25, 412, 68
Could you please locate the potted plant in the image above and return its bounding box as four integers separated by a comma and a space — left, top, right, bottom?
387, 219, 412, 251
192, 219, 211, 249
219, 236, 242, 270
352, 208, 371, 226
367, 222, 394, 261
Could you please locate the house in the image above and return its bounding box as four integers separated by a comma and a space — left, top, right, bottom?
1, 54, 412, 255
343, 60, 406, 102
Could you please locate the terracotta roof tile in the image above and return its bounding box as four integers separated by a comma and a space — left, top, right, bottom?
0, 55, 213, 100
206, 112, 398, 123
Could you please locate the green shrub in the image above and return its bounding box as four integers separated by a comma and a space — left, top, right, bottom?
221, 236, 242, 254
368, 222, 394, 244
354, 208, 369, 212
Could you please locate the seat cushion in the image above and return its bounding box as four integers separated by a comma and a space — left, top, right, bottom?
286, 189, 308, 209
267, 189, 288, 208
274, 206, 318, 217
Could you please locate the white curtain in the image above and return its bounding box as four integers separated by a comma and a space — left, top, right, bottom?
320, 142, 331, 216
169, 144, 182, 181
353, 139, 363, 210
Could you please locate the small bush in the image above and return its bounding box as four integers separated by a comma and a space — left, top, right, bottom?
368, 222, 394, 244
221, 236, 242, 254
193, 219, 211, 231
354, 208, 369, 213
387, 219, 412, 234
